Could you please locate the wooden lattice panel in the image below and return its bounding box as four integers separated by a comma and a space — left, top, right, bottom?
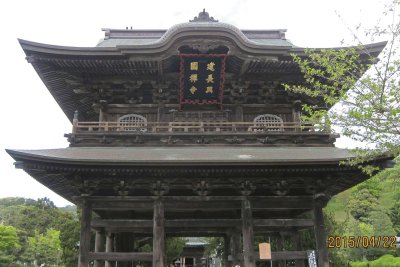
118, 114, 147, 132
253, 114, 284, 132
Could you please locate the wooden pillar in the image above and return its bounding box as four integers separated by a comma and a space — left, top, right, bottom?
224, 234, 230, 267
229, 230, 241, 266
276, 234, 285, 267
153, 198, 165, 267
242, 198, 255, 267
313, 198, 329, 267
292, 232, 305, 267
105, 233, 114, 267
94, 229, 106, 267
78, 200, 92, 267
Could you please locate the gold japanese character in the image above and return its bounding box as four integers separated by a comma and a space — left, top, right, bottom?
190, 86, 197, 94
205, 86, 214, 94
190, 62, 199, 71
189, 74, 198, 83
206, 74, 214, 83
207, 62, 216, 71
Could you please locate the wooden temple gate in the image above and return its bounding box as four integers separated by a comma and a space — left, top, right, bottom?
8, 9, 389, 267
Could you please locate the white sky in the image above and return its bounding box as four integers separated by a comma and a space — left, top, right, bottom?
0, 0, 391, 207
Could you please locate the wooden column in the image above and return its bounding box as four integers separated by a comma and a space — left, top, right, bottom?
78, 200, 92, 267
276, 234, 285, 267
229, 230, 241, 266
292, 232, 305, 267
242, 198, 255, 267
224, 234, 230, 267
313, 198, 329, 267
153, 199, 165, 267
94, 230, 106, 267
105, 233, 114, 267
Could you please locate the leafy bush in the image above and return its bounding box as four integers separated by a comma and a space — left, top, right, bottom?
352, 254, 400, 267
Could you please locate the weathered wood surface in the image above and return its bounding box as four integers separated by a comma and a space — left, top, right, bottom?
105, 234, 114, 267
153, 199, 165, 267
94, 230, 105, 267
88, 196, 314, 210
292, 232, 306, 267
242, 198, 256, 267
314, 199, 330, 267
229, 230, 241, 266
258, 251, 308, 261
78, 201, 92, 267
74, 121, 318, 133
230, 251, 312, 262
88, 252, 153, 261
91, 218, 314, 228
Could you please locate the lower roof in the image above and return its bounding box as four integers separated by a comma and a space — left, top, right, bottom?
6, 146, 353, 166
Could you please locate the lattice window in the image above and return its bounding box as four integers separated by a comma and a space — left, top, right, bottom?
118, 114, 147, 132
253, 114, 284, 132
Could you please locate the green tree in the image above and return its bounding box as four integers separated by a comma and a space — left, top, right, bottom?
166, 237, 186, 265
324, 212, 349, 266
26, 228, 62, 266
348, 188, 380, 222
389, 200, 400, 232
284, 0, 400, 166
367, 210, 396, 260
0, 224, 20, 265
344, 221, 375, 261
58, 212, 80, 267
0, 197, 80, 266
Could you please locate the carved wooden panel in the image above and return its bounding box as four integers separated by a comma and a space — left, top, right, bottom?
118, 114, 147, 132
253, 114, 284, 132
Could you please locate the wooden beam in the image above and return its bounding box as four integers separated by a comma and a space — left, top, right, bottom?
88, 252, 152, 261
229, 251, 310, 262
78, 200, 92, 267
258, 251, 308, 261
90, 197, 313, 211
101, 227, 309, 235
253, 219, 313, 227
92, 218, 313, 229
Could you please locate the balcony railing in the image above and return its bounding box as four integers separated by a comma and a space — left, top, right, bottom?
67, 119, 335, 146
72, 121, 326, 133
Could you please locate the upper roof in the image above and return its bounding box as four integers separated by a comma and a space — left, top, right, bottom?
97, 23, 292, 48
18, 10, 387, 122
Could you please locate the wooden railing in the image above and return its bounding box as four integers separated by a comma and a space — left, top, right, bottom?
72, 121, 327, 134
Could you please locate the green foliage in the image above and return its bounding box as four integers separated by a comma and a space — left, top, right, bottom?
0, 197, 37, 207
284, 1, 400, 165
352, 254, 400, 267
58, 211, 80, 267
389, 200, 400, 232
0, 197, 79, 266
348, 188, 380, 222
0, 224, 20, 265
324, 212, 351, 266
25, 228, 62, 266
166, 237, 186, 264
204, 237, 224, 258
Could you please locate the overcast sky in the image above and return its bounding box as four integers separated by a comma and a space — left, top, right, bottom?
0, 0, 391, 207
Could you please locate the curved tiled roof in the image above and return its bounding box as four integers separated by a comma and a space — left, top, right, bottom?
97, 22, 293, 49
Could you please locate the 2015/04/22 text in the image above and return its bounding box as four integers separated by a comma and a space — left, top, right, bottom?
327, 236, 398, 249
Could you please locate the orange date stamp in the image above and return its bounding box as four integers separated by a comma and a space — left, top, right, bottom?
327, 236, 398, 249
